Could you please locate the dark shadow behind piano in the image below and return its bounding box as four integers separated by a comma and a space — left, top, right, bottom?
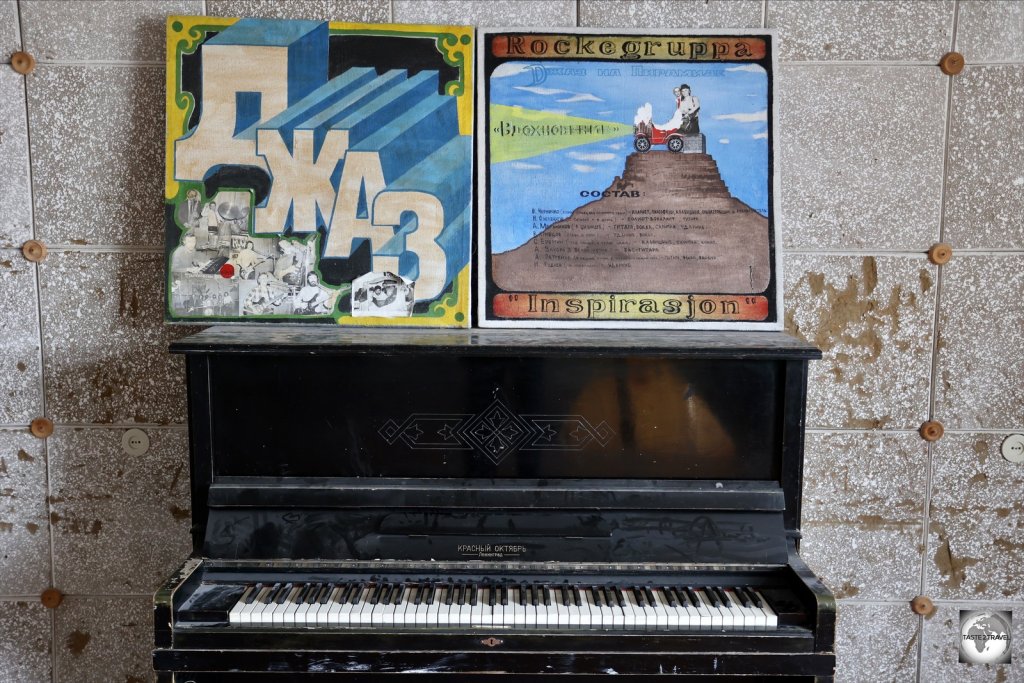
155, 328, 835, 681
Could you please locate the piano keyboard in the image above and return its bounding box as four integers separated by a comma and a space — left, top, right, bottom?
226, 581, 778, 630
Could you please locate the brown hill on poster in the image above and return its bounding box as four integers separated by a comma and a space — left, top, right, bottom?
492, 151, 770, 293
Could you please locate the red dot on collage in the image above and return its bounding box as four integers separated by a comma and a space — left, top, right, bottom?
219, 263, 235, 279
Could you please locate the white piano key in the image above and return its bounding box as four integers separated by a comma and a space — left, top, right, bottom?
251, 583, 281, 624
470, 587, 485, 627
510, 588, 526, 628
724, 589, 754, 629
567, 590, 582, 629
741, 588, 768, 629
579, 588, 600, 629
554, 587, 570, 628
753, 589, 778, 628
653, 588, 680, 630
325, 585, 349, 625
229, 585, 255, 625
697, 590, 723, 629
280, 585, 303, 625
619, 589, 639, 630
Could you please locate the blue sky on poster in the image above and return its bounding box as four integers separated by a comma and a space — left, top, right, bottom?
489, 60, 768, 254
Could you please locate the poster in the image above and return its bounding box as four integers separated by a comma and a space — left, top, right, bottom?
165, 16, 473, 326
478, 30, 781, 329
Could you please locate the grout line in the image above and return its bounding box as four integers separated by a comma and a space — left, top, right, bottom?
389, 0, 394, 24
761, 0, 768, 29
918, 6, 962, 682
15, 3, 58, 681
785, 249, 1023, 257
574, 0, 580, 27
41, 244, 164, 254
18, 3, 57, 678
805, 427, 1024, 435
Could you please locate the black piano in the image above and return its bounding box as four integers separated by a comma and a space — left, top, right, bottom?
154, 327, 835, 681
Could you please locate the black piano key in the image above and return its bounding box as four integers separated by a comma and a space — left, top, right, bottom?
715, 587, 732, 607
643, 586, 657, 606
381, 583, 394, 605
470, 584, 479, 607
604, 587, 617, 608
500, 586, 508, 606
560, 586, 569, 607
393, 583, 405, 606
291, 583, 310, 604
633, 587, 647, 607
519, 585, 527, 606
316, 584, 332, 605
734, 587, 753, 608
571, 586, 582, 607
335, 583, 352, 604
662, 586, 678, 608
263, 583, 283, 604
411, 584, 423, 606
614, 587, 626, 608
591, 586, 604, 607
303, 583, 320, 605
703, 587, 720, 608
444, 584, 454, 606
243, 584, 261, 605
278, 583, 296, 604
684, 587, 701, 607
367, 583, 380, 606
487, 585, 496, 607
350, 583, 366, 605
745, 588, 763, 608
542, 586, 551, 607
425, 584, 436, 606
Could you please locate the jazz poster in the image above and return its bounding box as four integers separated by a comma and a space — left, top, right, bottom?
165, 16, 473, 326
478, 30, 781, 329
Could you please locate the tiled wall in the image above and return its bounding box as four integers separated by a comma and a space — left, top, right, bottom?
0, 1, 1021, 681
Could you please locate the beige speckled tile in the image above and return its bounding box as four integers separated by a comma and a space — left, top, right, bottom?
934, 256, 1024, 430
834, 602, 920, 683
943, 66, 1024, 250
926, 433, 1024, 602
921, 601, 1023, 682
767, 0, 954, 62
0, 250, 41, 425
0, 70, 32, 249
27, 65, 164, 247
37, 251, 195, 425
396, 0, 574, 26
0, 431, 49, 596
0, 601, 51, 683
778, 65, 947, 250
20, 1, 202, 63
579, 0, 762, 28
207, 0, 389, 22
957, 0, 1024, 64
785, 254, 937, 430
55, 596, 154, 683
0, 1, 20, 63
49, 427, 190, 594
802, 432, 928, 601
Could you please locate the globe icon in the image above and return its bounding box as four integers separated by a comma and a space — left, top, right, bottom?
959, 611, 1011, 664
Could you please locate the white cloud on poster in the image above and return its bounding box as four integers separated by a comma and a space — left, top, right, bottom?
719, 138, 730, 144
572, 164, 597, 173
752, 131, 768, 139
557, 92, 603, 103
567, 152, 616, 162
714, 109, 768, 123
514, 85, 572, 96
726, 64, 766, 74
509, 161, 544, 170
492, 63, 533, 78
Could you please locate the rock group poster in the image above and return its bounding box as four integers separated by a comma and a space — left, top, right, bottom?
165, 16, 473, 326
478, 31, 781, 329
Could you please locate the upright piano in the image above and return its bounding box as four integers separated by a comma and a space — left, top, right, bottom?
154, 327, 835, 681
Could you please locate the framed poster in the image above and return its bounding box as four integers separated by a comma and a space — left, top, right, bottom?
478, 30, 780, 329
165, 16, 473, 326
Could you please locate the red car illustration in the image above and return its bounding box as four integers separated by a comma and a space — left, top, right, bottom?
633, 118, 694, 153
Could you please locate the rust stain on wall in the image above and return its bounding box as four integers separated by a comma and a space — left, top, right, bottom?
66, 630, 91, 656
931, 522, 980, 589
17, 448, 34, 462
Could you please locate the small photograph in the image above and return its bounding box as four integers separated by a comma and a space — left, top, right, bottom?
240, 273, 292, 317
170, 275, 239, 317
352, 272, 415, 317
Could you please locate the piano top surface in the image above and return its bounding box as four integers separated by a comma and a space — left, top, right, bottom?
171, 326, 821, 360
